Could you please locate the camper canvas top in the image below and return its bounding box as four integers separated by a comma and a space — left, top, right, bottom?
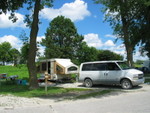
39, 58, 77, 68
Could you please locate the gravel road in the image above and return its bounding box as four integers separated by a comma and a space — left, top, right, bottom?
0, 84, 150, 113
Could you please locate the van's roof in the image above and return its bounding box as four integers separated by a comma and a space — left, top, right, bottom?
81, 60, 124, 64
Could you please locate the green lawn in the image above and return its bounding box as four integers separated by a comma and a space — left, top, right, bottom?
0, 81, 89, 98
0, 65, 29, 80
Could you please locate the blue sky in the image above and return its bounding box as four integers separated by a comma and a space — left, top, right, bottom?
0, 0, 148, 61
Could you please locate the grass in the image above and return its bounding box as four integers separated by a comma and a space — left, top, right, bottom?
0, 65, 90, 98
0, 65, 29, 80
0, 81, 89, 98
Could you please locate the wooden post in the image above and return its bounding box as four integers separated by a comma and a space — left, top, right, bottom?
45, 71, 48, 95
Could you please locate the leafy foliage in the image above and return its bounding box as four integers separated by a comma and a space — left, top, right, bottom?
0, 42, 12, 65
98, 50, 123, 61
95, 0, 150, 66
20, 43, 29, 64
10, 48, 20, 66
0, 0, 26, 22
76, 42, 99, 64
0, 42, 20, 65
42, 16, 84, 60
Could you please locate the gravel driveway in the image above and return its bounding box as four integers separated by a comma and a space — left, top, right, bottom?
0, 84, 149, 113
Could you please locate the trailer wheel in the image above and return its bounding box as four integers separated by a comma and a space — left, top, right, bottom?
84, 78, 93, 88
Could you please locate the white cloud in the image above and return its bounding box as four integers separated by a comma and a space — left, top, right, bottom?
84, 33, 116, 48
105, 34, 117, 39
38, 46, 45, 56
40, 0, 91, 22
0, 12, 26, 28
84, 33, 103, 48
0, 35, 46, 56
37, 36, 45, 42
0, 35, 22, 50
37, 36, 45, 56
104, 40, 115, 46
133, 50, 149, 62
103, 44, 125, 56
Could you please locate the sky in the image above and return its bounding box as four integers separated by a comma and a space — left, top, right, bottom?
0, 0, 148, 61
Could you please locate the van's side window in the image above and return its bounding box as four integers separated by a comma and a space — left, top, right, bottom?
106, 63, 120, 70
82, 64, 93, 71
82, 63, 107, 71
92, 63, 106, 71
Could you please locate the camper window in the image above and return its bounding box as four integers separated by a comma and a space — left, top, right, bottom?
68, 66, 78, 71
56, 65, 63, 72
41, 62, 46, 71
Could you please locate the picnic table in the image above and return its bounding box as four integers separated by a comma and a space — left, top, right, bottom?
0, 73, 7, 79
0, 73, 7, 85
0, 74, 26, 85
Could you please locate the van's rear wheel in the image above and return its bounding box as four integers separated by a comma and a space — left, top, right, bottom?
121, 79, 132, 89
84, 78, 93, 87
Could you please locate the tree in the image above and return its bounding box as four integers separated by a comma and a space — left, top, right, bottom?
26, 0, 53, 89
97, 50, 123, 61
10, 48, 20, 66
0, 0, 53, 89
137, 2, 150, 59
95, 0, 146, 66
0, 42, 12, 65
42, 16, 84, 60
0, 0, 26, 22
20, 43, 29, 64
76, 42, 99, 64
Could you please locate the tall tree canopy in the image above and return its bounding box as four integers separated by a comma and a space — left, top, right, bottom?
0, 42, 12, 65
138, 1, 150, 58
42, 16, 84, 61
0, 42, 20, 65
95, 0, 150, 66
10, 48, 20, 66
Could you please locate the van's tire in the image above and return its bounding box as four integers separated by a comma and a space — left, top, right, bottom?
121, 79, 132, 89
84, 78, 93, 88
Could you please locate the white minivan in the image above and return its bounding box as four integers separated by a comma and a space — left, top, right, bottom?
79, 61, 145, 89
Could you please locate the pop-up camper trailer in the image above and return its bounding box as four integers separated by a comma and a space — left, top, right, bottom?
37, 59, 79, 81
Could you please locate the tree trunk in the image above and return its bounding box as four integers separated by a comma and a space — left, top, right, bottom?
125, 45, 133, 67
120, 0, 134, 67
27, 0, 41, 89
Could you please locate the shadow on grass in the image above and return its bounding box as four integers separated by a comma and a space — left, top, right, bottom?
0, 81, 92, 101
0, 81, 143, 101
0, 81, 68, 98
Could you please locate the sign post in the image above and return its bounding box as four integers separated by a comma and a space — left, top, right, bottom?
45, 72, 48, 95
